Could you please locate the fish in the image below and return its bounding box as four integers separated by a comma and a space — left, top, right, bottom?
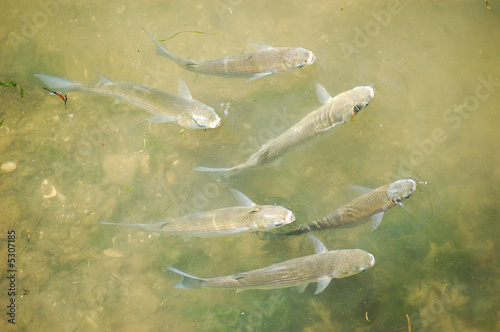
195, 83, 374, 173
141, 27, 316, 81
100, 188, 295, 241
166, 234, 375, 294
282, 179, 417, 235
34, 73, 220, 129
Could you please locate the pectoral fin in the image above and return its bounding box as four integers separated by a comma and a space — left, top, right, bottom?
314, 277, 332, 294
297, 283, 308, 293
307, 234, 328, 254
315, 82, 332, 105
370, 212, 384, 232
177, 79, 193, 99
229, 188, 256, 207
248, 43, 274, 51
147, 114, 176, 123
248, 71, 273, 81
347, 185, 374, 195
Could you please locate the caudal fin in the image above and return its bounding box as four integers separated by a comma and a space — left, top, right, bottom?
34, 74, 80, 92
165, 267, 206, 289
140, 26, 195, 68
193, 166, 239, 173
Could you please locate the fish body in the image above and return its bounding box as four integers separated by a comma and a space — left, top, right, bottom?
284, 179, 417, 235
166, 234, 375, 294
141, 27, 315, 81
195, 84, 374, 173
100, 189, 294, 240
34, 73, 220, 129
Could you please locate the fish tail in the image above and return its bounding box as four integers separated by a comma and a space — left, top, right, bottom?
140, 26, 196, 68
165, 267, 206, 289
34, 74, 80, 93
100, 221, 147, 228
193, 166, 238, 173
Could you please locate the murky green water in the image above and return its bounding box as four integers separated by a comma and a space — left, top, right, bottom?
1, 1, 499, 331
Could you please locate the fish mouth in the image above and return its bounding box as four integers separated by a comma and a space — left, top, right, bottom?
369, 253, 375, 267
307, 51, 316, 65
209, 116, 221, 128
285, 210, 296, 224
366, 86, 375, 98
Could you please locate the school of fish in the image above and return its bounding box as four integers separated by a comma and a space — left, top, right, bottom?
34, 25, 420, 296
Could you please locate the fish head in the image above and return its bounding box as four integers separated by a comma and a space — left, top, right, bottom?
387, 179, 417, 204
179, 103, 221, 129
341, 86, 375, 121
331, 250, 375, 278
282, 48, 316, 70
248, 206, 295, 231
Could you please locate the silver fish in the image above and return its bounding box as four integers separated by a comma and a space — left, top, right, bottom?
282, 179, 417, 235
34, 73, 220, 129
166, 234, 375, 294
100, 189, 294, 241
141, 27, 316, 81
195, 84, 374, 173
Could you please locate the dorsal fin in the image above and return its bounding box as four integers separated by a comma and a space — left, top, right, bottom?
97, 73, 113, 84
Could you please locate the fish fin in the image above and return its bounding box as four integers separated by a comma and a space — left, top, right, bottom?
307, 234, 328, 254
370, 212, 384, 232
34, 74, 79, 92
236, 288, 249, 293
254, 148, 270, 165
270, 157, 282, 168
247, 71, 273, 81
97, 73, 113, 84
146, 114, 176, 123
314, 82, 332, 105
194, 166, 237, 173
297, 283, 308, 293
347, 185, 374, 195
165, 267, 205, 289
248, 42, 274, 51
177, 79, 192, 99
314, 277, 332, 294
140, 26, 195, 67
100, 221, 145, 228
229, 188, 256, 207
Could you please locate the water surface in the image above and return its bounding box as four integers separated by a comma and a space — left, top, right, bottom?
1, 1, 499, 331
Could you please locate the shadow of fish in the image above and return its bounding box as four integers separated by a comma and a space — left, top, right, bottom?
34, 73, 220, 129
166, 234, 375, 294
141, 27, 315, 81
